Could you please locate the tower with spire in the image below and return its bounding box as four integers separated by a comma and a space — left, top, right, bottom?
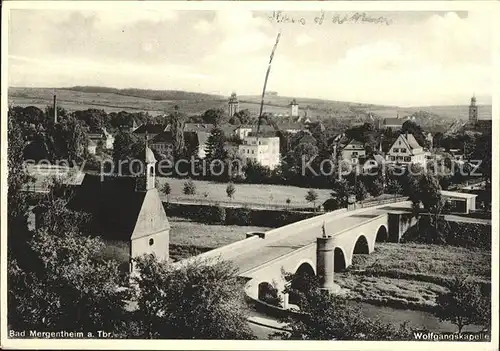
228, 92, 239, 117
290, 99, 299, 118
469, 94, 478, 124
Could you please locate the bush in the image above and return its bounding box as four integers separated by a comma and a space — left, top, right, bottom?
212, 205, 226, 224
183, 179, 196, 195
227, 207, 252, 226
402, 219, 491, 249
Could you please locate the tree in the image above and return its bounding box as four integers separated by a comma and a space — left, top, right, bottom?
8, 230, 129, 334
44, 115, 90, 163
331, 179, 352, 208
7, 116, 32, 265
112, 130, 142, 173
161, 182, 172, 202
226, 183, 235, 201
355, 182, 368, 201
168, 107, 186, 159
286, 198, 291, 208
183, 179, 196, 195
202, 108, 227, 127
205, 128, 227, 161
368, 178, 384, 197
386, 178, 403, 195
305, 189, 319, 210
72, 109, 108, 129
232, 109, 253, 125
132, 255, 255, 339
436, 276, 490, 333
275, 272, 411, 340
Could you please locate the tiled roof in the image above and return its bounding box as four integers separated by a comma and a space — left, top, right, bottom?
133, 124, 168, 134
184, 123, 214, 132
405, 133, 422, 149
68, 175, 169, 241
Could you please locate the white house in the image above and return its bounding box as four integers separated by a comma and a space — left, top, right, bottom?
234, 125, 253, 139
239, 136, 280, 170
341, 139, 366, 163
386, 133, 426, 166
87, 139, 97, 155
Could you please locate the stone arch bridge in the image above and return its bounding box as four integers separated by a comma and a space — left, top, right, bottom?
182, 200, 417, 307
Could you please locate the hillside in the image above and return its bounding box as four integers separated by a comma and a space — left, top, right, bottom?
8, 86, 492, 122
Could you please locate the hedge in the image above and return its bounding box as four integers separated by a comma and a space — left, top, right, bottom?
163, 202, 319, 227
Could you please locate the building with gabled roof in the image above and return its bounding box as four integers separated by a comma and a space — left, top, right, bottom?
386, 133, 426, 166
133, 123, 169, 138
66, 146, 170, 272
341, 139, 366, 164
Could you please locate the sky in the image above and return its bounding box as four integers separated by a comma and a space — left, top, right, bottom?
7, 8, 495, 106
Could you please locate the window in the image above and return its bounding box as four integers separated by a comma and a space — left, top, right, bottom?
398, 141, 402, 145
393, 148, 399, 153
252, 150, 254, 154
352, 152, 358, 156
390, 156, 395, 161
404, 156, 411, 162
149, 238, 154, 246
400, 148, 407, 153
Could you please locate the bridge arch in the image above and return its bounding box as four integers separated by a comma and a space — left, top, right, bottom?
352, 234, 370, 255
289, 261, 316, 306
334, 247, 347, 272
292, 259, 316, 276
375, 224, 388, 243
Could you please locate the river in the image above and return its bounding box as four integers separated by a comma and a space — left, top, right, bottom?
249, 301, 483, 339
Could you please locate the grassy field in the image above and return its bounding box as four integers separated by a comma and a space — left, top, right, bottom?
169, 217, 270, 249
158, 177, 332, 208
102, 216, 270, 264
336, 242, 491, 311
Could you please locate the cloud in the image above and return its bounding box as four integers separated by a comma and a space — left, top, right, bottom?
296, 34, 314, 46
93, 9, 179, 28
7, 9, 493, 106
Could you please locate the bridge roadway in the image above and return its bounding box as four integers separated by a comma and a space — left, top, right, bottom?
230, 202, 413, 277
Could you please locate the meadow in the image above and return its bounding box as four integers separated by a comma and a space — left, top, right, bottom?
157, 176, 332, 208
10, 86, 489, 121
336, 242, 491, 311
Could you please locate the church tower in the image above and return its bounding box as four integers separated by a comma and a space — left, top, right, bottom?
145, 135, 156, 190
469, 94, 478, 124
135, 134, 157, 192
228, 92, 239, 117
290, 99, 299, 118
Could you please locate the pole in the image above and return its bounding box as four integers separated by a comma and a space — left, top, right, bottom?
256, 32, 281, 139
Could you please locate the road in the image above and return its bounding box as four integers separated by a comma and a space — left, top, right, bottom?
228, 203, 413, 276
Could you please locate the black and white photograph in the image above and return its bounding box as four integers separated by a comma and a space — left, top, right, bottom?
1, 1, 498, 349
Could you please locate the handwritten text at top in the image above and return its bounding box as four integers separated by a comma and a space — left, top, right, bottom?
267, 11, 392, 26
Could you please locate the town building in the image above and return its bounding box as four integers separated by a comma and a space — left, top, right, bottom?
150, 131, 209, 159
341, 139, 366, 164
23, 163, 86, 193
88, 127, 115, 150
290, 99, 299, 118
228, 93, 239, 117
441, 190, 477, 214
184, 123, 214, 133
233, 125, 253, 139
239, 136, 280, 170
133, 123, 169, 139
386, 133, 426, 166
87, 139, 97, 155
469, 95, 478, 124
382, 114, 416, 130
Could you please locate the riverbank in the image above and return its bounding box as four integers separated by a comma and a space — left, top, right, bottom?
336, 242, 491, 312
